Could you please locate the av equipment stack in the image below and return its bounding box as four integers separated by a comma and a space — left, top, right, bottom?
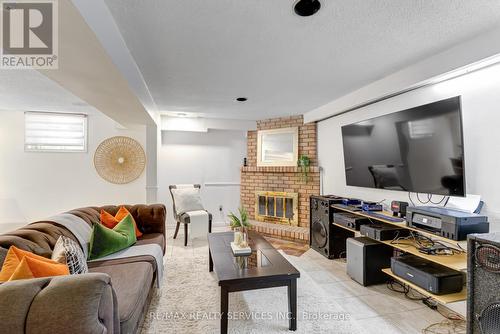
406, 206, 489, 241
467, 233, 500, 334
391, 201, 409, 218
360, 223, 410, 241
310, 195, 353, 259
328, 199, 469, 306
361, 201, 383, 212
333, 212, 370, 231
391, 255, 463, 295
347, 237, 393, 286
342, 198, 361, 206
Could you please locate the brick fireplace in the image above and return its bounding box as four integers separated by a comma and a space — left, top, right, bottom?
255, 190, 298, 226
241, 115, 320, 242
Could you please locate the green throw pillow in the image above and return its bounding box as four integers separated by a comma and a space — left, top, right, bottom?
88, 214, 137, 260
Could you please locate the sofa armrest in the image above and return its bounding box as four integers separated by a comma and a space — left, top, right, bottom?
130, 204, 167, 236
0, 273, 118, 334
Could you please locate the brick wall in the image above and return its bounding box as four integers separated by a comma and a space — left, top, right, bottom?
241, 115, 320, 229
256, 116, 317, 165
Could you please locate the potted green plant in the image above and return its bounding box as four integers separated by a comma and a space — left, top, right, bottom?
297, 154, 311, 183
228, 207, 251, 247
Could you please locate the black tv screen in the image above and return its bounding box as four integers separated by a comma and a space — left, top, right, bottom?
341, 96, 465, 196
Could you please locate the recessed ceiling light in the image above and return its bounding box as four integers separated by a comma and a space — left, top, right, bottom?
236, 97, 247, 102
294, 0, 321, 17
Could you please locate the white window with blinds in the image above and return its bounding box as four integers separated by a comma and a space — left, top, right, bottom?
25, 112, 88, 152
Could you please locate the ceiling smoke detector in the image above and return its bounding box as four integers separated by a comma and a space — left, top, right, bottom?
294, 0, 321, 17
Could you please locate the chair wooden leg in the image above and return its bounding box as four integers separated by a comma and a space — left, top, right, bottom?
173, 222, 180, 239
184, 223, 188, 246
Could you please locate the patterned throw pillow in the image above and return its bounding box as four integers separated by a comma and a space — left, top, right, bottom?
52, 236, 88, 274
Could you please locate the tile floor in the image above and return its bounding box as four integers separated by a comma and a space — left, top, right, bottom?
165, 225, 464, 334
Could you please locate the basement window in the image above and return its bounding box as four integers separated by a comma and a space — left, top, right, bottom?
25, 112, 88, 152
408, 119, 434, 139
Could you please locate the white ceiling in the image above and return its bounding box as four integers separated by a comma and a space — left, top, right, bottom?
0, 0, 155, 126
39, 0, 155, 126
104, 0, 500, 120
0, 70, 97, 114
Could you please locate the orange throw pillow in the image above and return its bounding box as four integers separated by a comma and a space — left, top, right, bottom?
8, 256, 69, 281
100, 206, 143, 237
0, 246, 59, 282
0, 246, 69, 282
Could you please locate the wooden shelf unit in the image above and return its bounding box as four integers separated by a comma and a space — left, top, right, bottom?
382, 268, 466, 304
330, 202, 468, 306
332, 204, 464, 246
331, 204, 467, 271
380, 239, 467, 271
331, 222, 358, 234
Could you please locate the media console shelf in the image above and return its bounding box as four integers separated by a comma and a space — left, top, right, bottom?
381, 268, 466, 304
379, 239, 466, 271
332, 204, 467, 248
330, 204, 467, 303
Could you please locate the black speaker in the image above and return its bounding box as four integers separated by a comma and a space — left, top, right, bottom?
310, 195, 353, 259
468, 233, 500, 334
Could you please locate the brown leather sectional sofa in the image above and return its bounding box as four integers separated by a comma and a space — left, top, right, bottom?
0, 204, 166, 334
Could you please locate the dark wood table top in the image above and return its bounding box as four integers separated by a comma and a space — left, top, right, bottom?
208, 231, 300, 285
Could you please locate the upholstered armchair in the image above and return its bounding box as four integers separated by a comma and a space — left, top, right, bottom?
169, 184, 212, 246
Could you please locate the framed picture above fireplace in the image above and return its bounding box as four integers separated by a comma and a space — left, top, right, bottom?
257, 127, 299, 166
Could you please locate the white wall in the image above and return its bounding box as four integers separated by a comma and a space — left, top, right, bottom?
305, 26, 500, 122
158, 129, 247, 226
318, 62, 500, 231
0, 110, 147, 223
145, 123, 159, 203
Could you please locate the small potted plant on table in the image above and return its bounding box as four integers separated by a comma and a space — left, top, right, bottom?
228, 207, 251, 247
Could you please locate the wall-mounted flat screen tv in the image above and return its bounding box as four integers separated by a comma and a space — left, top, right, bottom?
341, 96, 465, 196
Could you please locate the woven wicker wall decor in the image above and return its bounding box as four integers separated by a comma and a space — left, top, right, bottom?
94, 136, 146, 184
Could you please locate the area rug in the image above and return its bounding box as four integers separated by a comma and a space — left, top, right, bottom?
140, 247, 363, 334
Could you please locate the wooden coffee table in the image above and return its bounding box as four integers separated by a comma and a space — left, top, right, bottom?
208, 231, 300, 334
